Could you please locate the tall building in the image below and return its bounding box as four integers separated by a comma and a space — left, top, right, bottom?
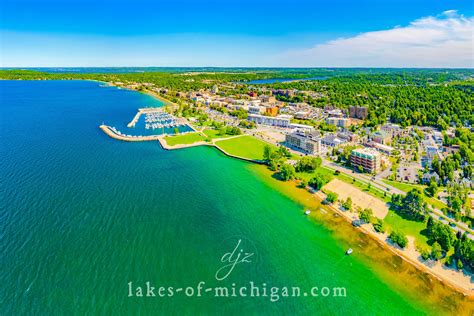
350, 148, 381, 173
285, 129, 322, 155
349, 106, 368, 120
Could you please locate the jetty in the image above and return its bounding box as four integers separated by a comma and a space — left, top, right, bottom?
100, 125, 163, 141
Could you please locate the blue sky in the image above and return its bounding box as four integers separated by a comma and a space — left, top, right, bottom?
1, 0, 473, 67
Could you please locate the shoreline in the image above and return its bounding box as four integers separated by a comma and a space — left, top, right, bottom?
248, 164, 474, 313
313, 190, 473, 296
95, 80, 472, 299
99, 104, 473, 298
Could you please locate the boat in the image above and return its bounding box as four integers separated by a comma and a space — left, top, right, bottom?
304, 210, 311, 215
346, 248, 353, 255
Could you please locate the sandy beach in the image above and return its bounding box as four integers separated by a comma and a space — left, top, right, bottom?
314, 190, 474, 296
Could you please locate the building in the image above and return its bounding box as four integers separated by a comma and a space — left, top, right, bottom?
326, 117, 350, 127
248, 106, 264, 115
433, 131, 443, 145
260, 95, 276, 104
337, 131, 359, 143
381, 123, 402, 137
265, 106, 279, 117
248, 114, 292, 127
248, 91, 257, 97
350, 148, 381, 173
370, 130, 391, 144
295, 110, 311, 119
372, 142, 395, 155
349, 106, 368, 120
422, 172, 440, 184
321, 133, 346, 147
285, 129, 322, 155
327, 109, 343, 117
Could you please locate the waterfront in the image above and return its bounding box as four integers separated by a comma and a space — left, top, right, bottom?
1, 80, 472, 314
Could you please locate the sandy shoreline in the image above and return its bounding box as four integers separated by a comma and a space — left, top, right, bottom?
313, 190, 473, 296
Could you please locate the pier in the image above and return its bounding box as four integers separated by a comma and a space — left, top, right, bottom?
127, 107, 192, 131
100, 125, 164, 141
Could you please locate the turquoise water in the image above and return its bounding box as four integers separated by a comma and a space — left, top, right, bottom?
1, 80, 426, 314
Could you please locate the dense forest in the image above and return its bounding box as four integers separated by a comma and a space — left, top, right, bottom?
1, 68, 473, 129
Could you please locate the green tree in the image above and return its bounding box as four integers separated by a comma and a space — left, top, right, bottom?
399, 189, 428, 221
389, 230, 408, 248
308, 174, 329, 190
263, 145, 273, 162
373, 218, 385, 233
425, 177, 438, 197
342, 197, 352, 210
359, 208, 373, 223
431, 242, 443, 260
326, 192, 338, 204
295, 156, 322, 173
280, 164, 296, 181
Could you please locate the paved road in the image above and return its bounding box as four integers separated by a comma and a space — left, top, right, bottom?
203, 114, 474, 239
321, 160, 473, 238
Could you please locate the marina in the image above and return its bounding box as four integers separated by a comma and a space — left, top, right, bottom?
103, 107, 195, 141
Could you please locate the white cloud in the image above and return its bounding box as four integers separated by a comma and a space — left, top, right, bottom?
274, 10, 474, 68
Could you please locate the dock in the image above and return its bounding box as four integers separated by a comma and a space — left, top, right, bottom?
100, 125, 163, 141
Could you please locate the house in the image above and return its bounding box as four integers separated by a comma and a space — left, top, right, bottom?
422, 172, 440, 184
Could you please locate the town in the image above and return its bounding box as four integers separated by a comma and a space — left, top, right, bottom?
113, 78, 473, 241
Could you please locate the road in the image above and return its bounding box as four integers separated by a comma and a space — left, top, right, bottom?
321, 160, 474, 239
199, 110, 474, 239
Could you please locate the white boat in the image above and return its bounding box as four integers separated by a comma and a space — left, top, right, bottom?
304, 210, 311, 215
346, 248, 353, 255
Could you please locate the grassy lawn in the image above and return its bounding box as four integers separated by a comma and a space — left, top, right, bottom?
215, 136, 277, 160
164, 132, 207, 146
382, 179, 424, 192
384, 210, 429, 247
202, 129, 221, 138
296, 166, 335, 182
382, 179, 447, 209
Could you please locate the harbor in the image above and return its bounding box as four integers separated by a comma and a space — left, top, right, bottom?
102, 107, 195, 141
127, 107, 190, 130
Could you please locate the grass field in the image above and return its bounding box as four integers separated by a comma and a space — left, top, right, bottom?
384, 210, 429, 247
202, 129, 221, 139
215, 136, 276, 160
297, 166, 335, 182
382, 179, 447, 209
164, 132, 207, 146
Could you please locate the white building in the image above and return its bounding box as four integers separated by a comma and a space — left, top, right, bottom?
285, 129, 322, 155
248, 114, 292, 127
